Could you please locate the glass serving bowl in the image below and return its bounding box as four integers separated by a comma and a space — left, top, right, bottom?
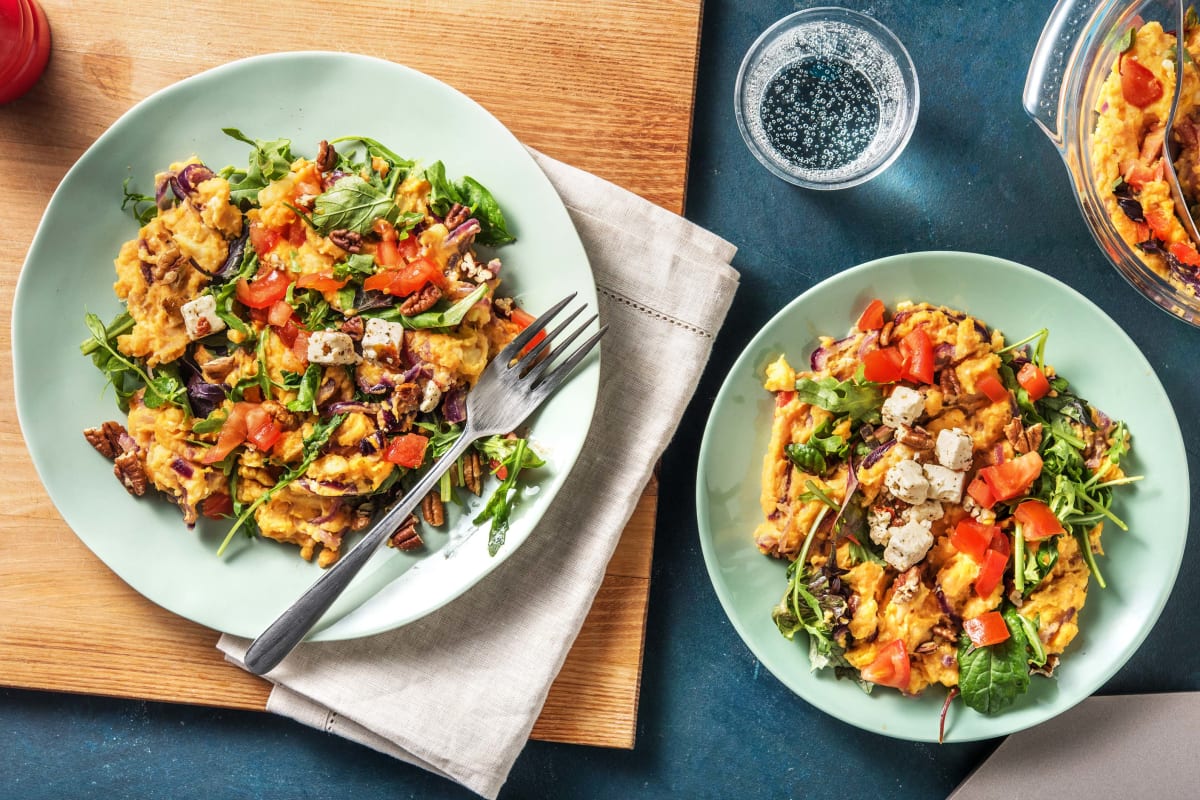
1025, 0, 1200, 327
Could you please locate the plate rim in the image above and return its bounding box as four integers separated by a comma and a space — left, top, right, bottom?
11, 50, 601, 641
695, 249, 1190, 741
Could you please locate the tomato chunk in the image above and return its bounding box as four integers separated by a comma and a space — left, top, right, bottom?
775, 390, 795, 408
977, 452, 1043, 503
511, 305, 547, 354
1017, 362, 1051, 402
1120, 56, 1164, 108
267, 300, 294, 328
364, 257, 447, 297
856, 299, 886, 331
248, 223, 281, 258
977, 372, 1009, 404
244, 405, 282, 452
963, 611, 1011, 647
863, 346, 904, 383
861, 639, 911, 690
296, 271, 348, 292
967, 475, 997, 509
1170, 241, 1200, 267
201, 403, 251, 464
974, 547, 1008, 598
201, 492, 233, 520
383, 433, 430, 468
898, 327, 935, 384
951, 518, 995, 563
236, 269, 291, 309
1014, 499, 1065, 541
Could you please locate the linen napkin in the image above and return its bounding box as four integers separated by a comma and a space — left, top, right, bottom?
218, 150, 740, 798
949, 692, 1200, 799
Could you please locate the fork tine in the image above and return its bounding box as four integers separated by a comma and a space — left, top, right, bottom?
518, 304, 588, 367
523, 312, 598, 384
498, 292, 576, 362
533, 324, 607, 394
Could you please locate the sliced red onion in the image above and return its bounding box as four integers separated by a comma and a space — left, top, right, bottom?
934, 343, 955, 369
442, 385, 466, 423
310, 500, 345, 526
856, 330, 879, 356
445, 218, 481, 251
325, 400, 375, 416
155, 172, 177, 210
186, 373, 228, 418
176, 163, 215, 195
810, 345, 830, 371
170, 458, 195, 479
861, 439, 897, 469
214, 231, 247, 281
356, 373, 394, 395
293, 478, 363, 497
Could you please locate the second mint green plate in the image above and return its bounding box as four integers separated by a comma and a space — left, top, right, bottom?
696, 251, 1189, 741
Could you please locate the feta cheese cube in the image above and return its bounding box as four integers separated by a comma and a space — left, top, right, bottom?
883, 521, 935, 571
881, 385, 925, 429
180, 294, 225, 340
419, 380, 442, 413
923, 463, 966, 503
361, 317, 405, 362
307, 330, 358, 365
885, 459, 929, 504
868, 508, 894, 546
936, 427, 974, 471
904, 499, 944, 525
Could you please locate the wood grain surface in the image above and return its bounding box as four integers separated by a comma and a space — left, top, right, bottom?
0, 0, 702, 749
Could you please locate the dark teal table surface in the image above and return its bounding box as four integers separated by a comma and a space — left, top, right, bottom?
6, 1, 1198, 797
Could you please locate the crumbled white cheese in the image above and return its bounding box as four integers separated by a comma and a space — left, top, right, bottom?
904, 499, 944, 525
936, 427, 974, 472
885, 459, 929, 504
881, 385, 925, 429
419, 381, 442, 413
361, 317, 405, 362
868, 507, 893, 546
180, 294, 225, 340
884, 521, 935, 571
923, 463, 966, 503
307, 331, 358, 365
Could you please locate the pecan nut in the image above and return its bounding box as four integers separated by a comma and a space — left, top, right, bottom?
895, 425, 934, 451
399, 283, 442, 316
83, 421, 127, 460
340, 315, 365, 340
421, 492, 446, 527
329, 228, 363, 253
388, 514, 424, 551
316, 139, 337, 172
443, 202, 470, 231
462, 450, 483, 496
113, 451, 149, 497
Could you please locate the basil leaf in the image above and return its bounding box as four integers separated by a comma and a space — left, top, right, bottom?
957, 607, 1031, 715
794, 376, 883, 424
312, 175, 402, 235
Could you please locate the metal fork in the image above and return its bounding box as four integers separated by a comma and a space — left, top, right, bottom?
242, 293, 605, 675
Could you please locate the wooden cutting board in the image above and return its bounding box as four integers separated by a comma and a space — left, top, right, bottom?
0, 0, 703, 749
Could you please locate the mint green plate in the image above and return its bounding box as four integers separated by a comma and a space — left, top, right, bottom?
696, 251, 1189, 741
12, 53, 599, 641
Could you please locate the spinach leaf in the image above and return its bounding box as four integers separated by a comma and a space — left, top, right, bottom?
332, 252, 377, 281
220, 128, 295, 206
784, 418, 849, 476
311, 175, 411, 235
956, 605, 1031, 715
794, 376, 883, 425
422, 161, 515, 246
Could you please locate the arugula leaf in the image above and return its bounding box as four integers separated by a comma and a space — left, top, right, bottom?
220, 128, 294, 206
474, 438, 543, 556
1021, 537, 1059, 595
81, 312, 190, 413
422, 161, 515, 246
794, 376, 883, 424
332, 252, 377, 281
192, 409, 228, 435
121, 177, 157, 225
311, 175, 408, 235
957, 606, 1031, 715
329, 136, 415, 176
284, 364, 322, 414
797, 479, 838, 510
217, 413, 347, 555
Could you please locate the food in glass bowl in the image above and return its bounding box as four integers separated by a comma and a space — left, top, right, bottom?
754, 299, 1137, 732
80, 131, 544, 567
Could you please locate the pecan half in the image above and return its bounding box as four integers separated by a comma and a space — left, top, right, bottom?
462, 450, 483, 496
932, 623, 958, 641
340, 315, 365, 340
316, 139, 337, 172
1025, 422, 1044, 453
1004, 418, 1030, 454
895, 425, 934, 451
421, 493, 446, 527
891, 567, 921, 605
350, 502, 375, 531
388, 514, 424, 550
399, 283, 442, 316
914, 640, 939, 654
443, 202, 469, 231
938, 367, 963, 402
84, 421, 127, 460
113, 451, 149, 496
329, 229, 363, 253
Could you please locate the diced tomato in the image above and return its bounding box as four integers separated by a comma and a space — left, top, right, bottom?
967, 475, 997, 509
372, 217, 397, 241
863, 346, 904, 383
201, 403, 251, 464
963, 611, 1011, 647
974, 547, 1008, 598
267, 300, 294, 328
977, 452, 1044, 503
1014, 499, 1065, 541
291, 329, 310, 365
375, 238, 401, 268
951, 518, 995, 563
861, 639, 911, 690
286, 219, 308, 247
856, 299, 886, 331
1017, 362, 1051, 402
1120, 56, 1164, 108
489, 458, 509, 480
201, 492, 234, 520
383, 433, 429, 468
1123, 160, 1163, 190
364, 257, 447, 297
248, 223, 281, 258
244, 405, 282, 452
977, 372, 1009, 404
1169, 241, 1200, 267
236, 269, 291, 309
775, 390, 796, 408
989, 529, 1011, 557
296, 271, 348, 292
396, 233, 421, 260
510, 306, 547, 354
898, 327, 935, 384
1144, 206, 1173, 239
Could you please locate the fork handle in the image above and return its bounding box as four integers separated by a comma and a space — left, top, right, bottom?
243, 429, 478, 675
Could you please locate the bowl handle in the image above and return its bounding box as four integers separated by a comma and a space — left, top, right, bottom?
1024, 0, 1100, 150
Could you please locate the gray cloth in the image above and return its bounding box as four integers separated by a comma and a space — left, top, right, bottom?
949, 693, 1200, 799
218, 151, 740, 798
